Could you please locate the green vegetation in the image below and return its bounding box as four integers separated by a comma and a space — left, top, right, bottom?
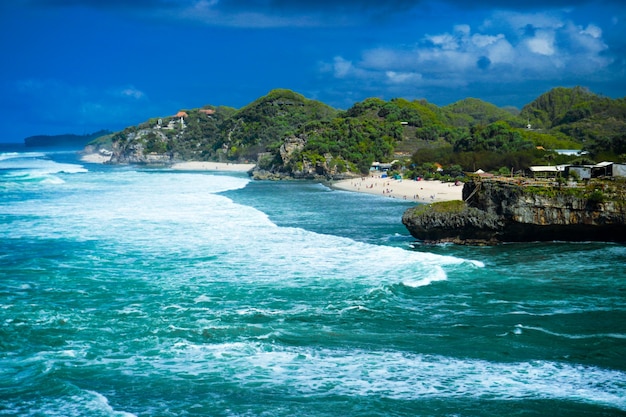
513, 178, 626, 204
103, 87, 626, 177
411, 200, 467, 216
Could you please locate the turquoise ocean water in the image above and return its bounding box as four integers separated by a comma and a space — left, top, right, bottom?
1, 146, 625, 416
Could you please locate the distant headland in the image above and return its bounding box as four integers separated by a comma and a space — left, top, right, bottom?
25, 130, 111, 148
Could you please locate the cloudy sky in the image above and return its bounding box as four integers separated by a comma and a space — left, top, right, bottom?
1, 0, 624, 142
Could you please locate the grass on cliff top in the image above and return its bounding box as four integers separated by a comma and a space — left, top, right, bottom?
412, 200, 466, 215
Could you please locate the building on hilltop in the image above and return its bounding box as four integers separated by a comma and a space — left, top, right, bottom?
175, 111, 188, 129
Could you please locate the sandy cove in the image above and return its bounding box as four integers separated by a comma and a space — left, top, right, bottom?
170, 161, 256, 172
79, 153, 256, 172
80, 153, 112, 164
332, 175, 463, 204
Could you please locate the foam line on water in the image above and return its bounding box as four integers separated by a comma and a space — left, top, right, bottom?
515, 324, 626, 340
132, 341, 626, 411
0, 151, 46, 161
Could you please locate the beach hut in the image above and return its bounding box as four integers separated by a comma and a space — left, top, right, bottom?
592, 162, 613, 177
565, 165, 591, 180
612, 163, 626, 178
529, 166, 563, 178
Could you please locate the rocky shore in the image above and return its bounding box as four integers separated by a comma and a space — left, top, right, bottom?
402, 178, 626, 244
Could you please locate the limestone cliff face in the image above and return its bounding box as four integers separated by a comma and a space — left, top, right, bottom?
109, 130, 173, 165
403, 179, 626, 244
251, 134, 360, 181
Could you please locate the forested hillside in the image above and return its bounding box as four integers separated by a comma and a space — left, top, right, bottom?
95, 87, 626, 179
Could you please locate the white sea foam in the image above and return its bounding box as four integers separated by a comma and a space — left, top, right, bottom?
402, 265, 448, 287
0, 151, 87, 186
21, 390, 139, 417
146, 341, 626, 411
1, 168, 481, 289
516, 324, 626, 340
0, 151, 46, 161
0, 156, 87, 174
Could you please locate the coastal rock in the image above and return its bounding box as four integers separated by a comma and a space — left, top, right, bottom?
403, 179, 626, 244
110, 130, 173, 165
402, 203, 504, 245
249, 133, 360, 181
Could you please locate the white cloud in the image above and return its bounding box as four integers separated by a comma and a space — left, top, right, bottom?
171, 0, 350, 28
526, 30, 556, 55
385, 71, 422, 84
361, 48, 405, 70
454, 24, 471, 36
323, 10, 613, 97
119, 87, 146, 100
497, 11, 565, 34
581, 24, 602, 38
485, 37, 515, 64
471, 33, 503, 48
333, 56, 354, 78
426, 33, 458, 50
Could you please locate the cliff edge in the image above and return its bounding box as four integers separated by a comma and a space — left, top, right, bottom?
402, 179, 626, 244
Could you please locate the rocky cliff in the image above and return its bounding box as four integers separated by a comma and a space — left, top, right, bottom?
402, 179, 626, 244
250, 134, 361, 181
108, 129, 172, 165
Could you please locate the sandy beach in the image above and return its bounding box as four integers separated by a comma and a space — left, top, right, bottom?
80, 153, 112, 164
332, 175, 463, 204
79, 153, 256, 172
170, 161, 256, 172
79, 153, 459, 202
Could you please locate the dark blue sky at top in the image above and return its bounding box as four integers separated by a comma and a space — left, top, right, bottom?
1, 0, 625, 142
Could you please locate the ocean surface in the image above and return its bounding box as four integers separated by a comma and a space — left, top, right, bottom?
1, 145, 625, 417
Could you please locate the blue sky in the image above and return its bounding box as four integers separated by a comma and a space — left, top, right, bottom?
1, 0, 625, 143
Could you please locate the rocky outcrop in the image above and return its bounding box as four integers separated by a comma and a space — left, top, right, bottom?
402, 202, 505, 245
109, 130, 173, 165
249, 134, 360, 181
402, 179, 626, 244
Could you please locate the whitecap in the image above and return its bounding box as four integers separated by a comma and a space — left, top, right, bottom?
81, 390, 138, 417
402, 265, 448, 287
40, 175, 66, 185
0, 151, 46, 161
467, 259, 485, 268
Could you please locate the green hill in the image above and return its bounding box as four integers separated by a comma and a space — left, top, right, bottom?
102, 86, 626, 178
443, 98, 522, 127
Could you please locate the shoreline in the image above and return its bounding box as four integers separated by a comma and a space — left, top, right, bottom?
80, 153, 112, 164
170, 161, 256, 172
79, 153, 256, 172
331, 175, 463, 204
78, 152, 462, 203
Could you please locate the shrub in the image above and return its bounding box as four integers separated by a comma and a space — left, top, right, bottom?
588, 189, 605, 205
